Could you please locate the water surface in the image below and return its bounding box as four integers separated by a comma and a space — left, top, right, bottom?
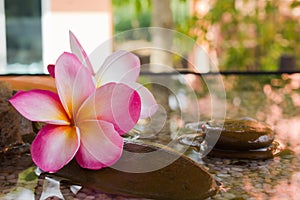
1, 73, 300, 199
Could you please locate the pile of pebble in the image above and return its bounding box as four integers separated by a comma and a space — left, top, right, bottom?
184, 119, 281, 160
205, 119, 280, 159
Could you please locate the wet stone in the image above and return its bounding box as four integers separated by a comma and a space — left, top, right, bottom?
231, 167, 243, 172
231, 172, 243, 178
0, 82, 35, 155
208, 141, 280, 160
55, 140, 218, 200
222, 192, 236, 199
185, 119, 281, 160
217, 173, 230, 178
205, 119, 275, 151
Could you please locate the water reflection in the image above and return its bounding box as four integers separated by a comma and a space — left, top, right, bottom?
184, 74, 300, 147
0, 154, 34, 200
221, 74, 300, 155
1, 73, 300, 199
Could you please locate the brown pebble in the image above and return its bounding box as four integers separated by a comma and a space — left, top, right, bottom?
205, 119, 274, 151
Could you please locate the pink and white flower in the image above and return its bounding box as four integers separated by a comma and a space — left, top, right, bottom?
49, 31, 157, 119
10, 52, 141, 172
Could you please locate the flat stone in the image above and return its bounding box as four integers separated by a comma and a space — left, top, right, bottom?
0, 82, 13, 99
205, 119, 274, 151
55, 140, 218, 200
0, 82, 35, 154
208, 141, 281, 160
0, 107, 24, 147
222, 192, 236, 199
217, 173, 230, 178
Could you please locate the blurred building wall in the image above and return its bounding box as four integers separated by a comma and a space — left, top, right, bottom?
42, 0, 112, 72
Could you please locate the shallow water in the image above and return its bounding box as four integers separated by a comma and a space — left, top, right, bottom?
1, 73, 300, 199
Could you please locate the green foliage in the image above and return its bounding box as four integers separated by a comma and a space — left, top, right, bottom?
192, 0, 300, 71
4, 0, 41, 17
18, 167, 37, 182
113, 0, 191, 35
112, 0, 300, 71
113, 0, 151, 33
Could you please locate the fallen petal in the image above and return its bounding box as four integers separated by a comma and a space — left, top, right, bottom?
31, 124, 79, 172
75, 120, 123, 169
9, 90, 69, 125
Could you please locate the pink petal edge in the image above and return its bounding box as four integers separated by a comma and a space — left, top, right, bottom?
9, 90, 70, 125
47, 64, 55, 78
31, 124, 80, 172
69, 31, 95, 75
75, 120, 124, 169
55, 52, 95, 118
95, 50, 140, 86
125, 82, 158, 119
76, 82, 141, 135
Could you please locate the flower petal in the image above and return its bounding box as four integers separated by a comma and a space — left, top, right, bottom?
9, 90, 69, 125
69, 31, 95, 75
75, 120, 123, 169
31, 124, 79, 172
126, 82, 158, 119
55, 52, 95, 118
77, 82, 141, 135
47, 64, 55, 78
95, 50, 140, 87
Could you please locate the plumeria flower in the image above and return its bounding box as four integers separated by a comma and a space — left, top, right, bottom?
10, 52, 141, 172
48, 31, 157, 119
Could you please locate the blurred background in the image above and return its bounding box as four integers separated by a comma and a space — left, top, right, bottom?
1, 0, 300, 73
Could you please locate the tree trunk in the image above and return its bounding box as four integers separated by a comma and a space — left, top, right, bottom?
150, 0, 174, 142
150, 0, 173, 72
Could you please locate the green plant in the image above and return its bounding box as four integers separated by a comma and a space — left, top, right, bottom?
191, 0, 300, 71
